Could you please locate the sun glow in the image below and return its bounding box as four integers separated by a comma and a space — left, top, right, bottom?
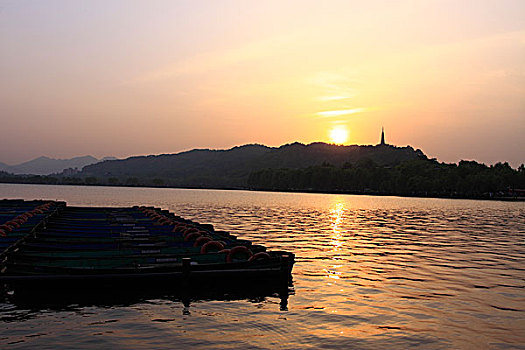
329, 127, 348, 144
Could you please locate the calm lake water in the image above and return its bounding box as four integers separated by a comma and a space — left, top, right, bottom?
0, 184, 524, 349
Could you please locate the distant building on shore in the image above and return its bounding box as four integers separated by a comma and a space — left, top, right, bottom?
379, 127, 386, 146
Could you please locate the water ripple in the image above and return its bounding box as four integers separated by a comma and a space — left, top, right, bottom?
1, 185, 524, 349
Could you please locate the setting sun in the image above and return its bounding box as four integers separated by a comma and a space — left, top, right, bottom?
329, 127, 348, 144
0, 2, 523, 349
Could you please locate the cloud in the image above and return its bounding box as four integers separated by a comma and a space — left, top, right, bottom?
316, 108, 365, 118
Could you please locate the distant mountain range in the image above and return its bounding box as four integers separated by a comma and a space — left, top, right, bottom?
2, 143, 523, 200
80, 142, 427, 188
0, 156, 117, 175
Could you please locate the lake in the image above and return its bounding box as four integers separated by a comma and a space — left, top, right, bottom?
1, 183, 524, 349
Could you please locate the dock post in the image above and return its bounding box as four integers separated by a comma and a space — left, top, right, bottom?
182, 257, 191, 287
280, 254, 290, 286
181, 258, 192, 308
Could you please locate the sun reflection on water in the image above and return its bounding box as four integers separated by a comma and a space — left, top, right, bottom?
326, 199, 347, 282
329, 200, 345, 250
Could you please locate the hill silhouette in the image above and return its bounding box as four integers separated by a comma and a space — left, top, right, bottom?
0, 156, 100, 175
79, 142, 426, 188
1, 142, 523, 200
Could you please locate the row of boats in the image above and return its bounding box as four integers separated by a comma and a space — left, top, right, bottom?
0, 199, 294, 291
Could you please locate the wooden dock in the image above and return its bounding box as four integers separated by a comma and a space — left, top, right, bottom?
0, 200, 294, 291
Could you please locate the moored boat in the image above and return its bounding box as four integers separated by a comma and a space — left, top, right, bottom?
0, 200, 294, 290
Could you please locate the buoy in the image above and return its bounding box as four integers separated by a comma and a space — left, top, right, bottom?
193, 236, 212, 247
6, 221, 20, 229
184, 232, 202, 241
183, 227, 198, 236
248, 252, 271, 262
172, 225, 187, 233
200, 241, 225, 254
226, 246, 253, 263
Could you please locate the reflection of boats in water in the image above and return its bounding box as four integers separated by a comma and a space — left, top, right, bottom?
0, 200, 294, 299
0, 279, 293, 321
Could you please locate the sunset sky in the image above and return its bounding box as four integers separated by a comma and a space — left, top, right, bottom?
1, 0, 524, 166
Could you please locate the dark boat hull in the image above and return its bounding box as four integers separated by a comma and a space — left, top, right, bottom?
1, 200, 295, 293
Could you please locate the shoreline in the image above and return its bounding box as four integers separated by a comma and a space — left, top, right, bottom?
1, 181, 523, 202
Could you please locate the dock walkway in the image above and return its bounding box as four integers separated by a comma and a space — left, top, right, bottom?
0, 200, 294, 289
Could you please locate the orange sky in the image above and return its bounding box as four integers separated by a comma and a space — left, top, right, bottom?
1, 0, 524, 166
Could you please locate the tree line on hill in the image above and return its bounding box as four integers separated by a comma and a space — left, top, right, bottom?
248, 159, 525, 199
0, 142, 523, 200
0, 158, 523, 199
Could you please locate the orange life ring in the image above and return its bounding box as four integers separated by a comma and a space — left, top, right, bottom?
200, 241, 225, 254
0, 224, 12, 232
248, 252, 271, 262
183, 227, 198, 236
192, 230, 208, 238
172, 225, 187, 233
184, 232, 202, 241
6, 221, 19, 229
226, 246, 253, 263
193, 236, 212, 247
